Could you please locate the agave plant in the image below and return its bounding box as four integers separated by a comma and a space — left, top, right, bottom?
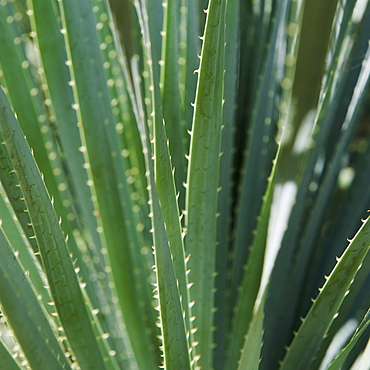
0, 0, 369, 369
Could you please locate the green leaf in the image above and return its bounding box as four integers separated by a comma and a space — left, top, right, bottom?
0, 131, 38, 254
280, 216, 370, 370
357, 335, 370, 370
158, 0, 194, 359
327, 309, 370, 370
0, 1, 73, 231
213, 0, 240, 365
228, 146, 280, 369
133, 1, 191, 367
58, 0, 160, 366
185, 0, 226, 367
0, 171, 54, 317
262, 4, 370, 366
231, 0, 287, 299
237, 289, 267, 370
179, 0, 201, 136
0, 336, 24, 370
0, 227, 71, 370
29, 0, 103, 254
0, 86, 117, 370
160, 0, 186, 197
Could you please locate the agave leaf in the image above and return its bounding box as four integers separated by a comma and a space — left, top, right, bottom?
237, 288, 267, 370
58, 0, 160, 366
158, 0, 194, 356
0, 337, 23, 370
133, 1, 191, 367
147, 0, 163, 79
289, 0, 370, 308
27, 4, 138, 365
326, 309, 370, 370
0, 177, 54, 318
90, 0, 149, 215
0, 132, 38, 254
280, 216, 370, 370
287, 0, 339, 135
0, 227, 71, 370
230, 0, 287, 299
229, 0, 297, 362
300, 0, 370, 309
0, 3, 103, 329
262, 3, 370, 366
185, 0, 226, 367
150, 181, 191, 370
309, 136, 370, 370
357, 336, 370, 370
160, 0, 186, 199
29, 0, 103, 259
179, 0, 201, 141
0, 2, 74, 232
311, 231, 370, 370
142, 121, 191, 370
92, 0, 155, 300
0, 86, 118, 369
0, 1, 369, 369
214, 0, 240, 365
227, 145, 280, 369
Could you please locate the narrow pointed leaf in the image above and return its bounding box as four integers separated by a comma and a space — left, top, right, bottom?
59, 0, 160, 366
228, 147, 280, 369
0, 227, 71, 370
133, 1, 191, 367
160, 0, 186, 194
0, 86, 117, 370
185, 0, 226, 367
327, 309, 370, 370
0, 338, 23, 370
280, 216, 370, 370
237, 289, 267, 370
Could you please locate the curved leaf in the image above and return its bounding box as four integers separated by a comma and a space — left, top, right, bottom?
0, 86, 118, 370
280, 216, 370, 370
